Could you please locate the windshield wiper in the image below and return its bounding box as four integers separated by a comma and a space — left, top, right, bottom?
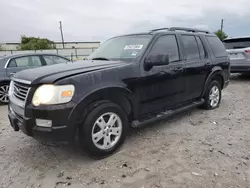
91, 57, 110, 61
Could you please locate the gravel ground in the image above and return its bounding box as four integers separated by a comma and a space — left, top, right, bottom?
0, 74, 250, 188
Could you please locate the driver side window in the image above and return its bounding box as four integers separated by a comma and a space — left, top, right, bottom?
149, 35, 180, 63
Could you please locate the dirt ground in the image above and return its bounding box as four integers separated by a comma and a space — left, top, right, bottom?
1, 74, 250, 188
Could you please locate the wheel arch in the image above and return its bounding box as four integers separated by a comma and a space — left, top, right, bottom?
68, 86, 135, 130
202, 67, 225, 97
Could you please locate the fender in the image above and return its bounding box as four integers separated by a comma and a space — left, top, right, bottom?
201, 66, 224, 96
68, 85, 135, 129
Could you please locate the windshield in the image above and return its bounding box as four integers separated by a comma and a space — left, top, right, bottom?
87, 35, 152, 61
223, 38, 250, 49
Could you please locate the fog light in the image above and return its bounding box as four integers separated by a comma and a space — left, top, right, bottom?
36, 119, 52, 128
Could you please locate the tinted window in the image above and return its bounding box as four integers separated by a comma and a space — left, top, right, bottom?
43, 55, 69, 65
196, 36, 206, 59
181, 35, 199, 60
223, 38, 250, 49
8, 56, 42, 68
149, 35, 180, 62
206, 36, 227, 57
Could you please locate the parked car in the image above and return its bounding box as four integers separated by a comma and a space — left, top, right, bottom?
0, 53, 70, 104
223, 36, 250, 73
8, 27, 230, 158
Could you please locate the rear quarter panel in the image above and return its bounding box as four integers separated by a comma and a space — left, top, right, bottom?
203, 35, 230, 88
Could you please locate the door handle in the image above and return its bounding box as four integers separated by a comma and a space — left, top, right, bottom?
10, 72, 16, 76
205, 62, 211, 66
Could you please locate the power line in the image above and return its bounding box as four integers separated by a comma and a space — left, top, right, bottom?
59, 21, 65, 49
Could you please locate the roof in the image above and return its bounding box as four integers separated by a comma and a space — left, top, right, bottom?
114, 27, 215, 38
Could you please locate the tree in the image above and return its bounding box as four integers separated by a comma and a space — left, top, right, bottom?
214, 30, 228, 41
18, 35, 56, 50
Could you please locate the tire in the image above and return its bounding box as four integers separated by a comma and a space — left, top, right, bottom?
79, 100, 128, 158
203, 80, 221, 110
0, 83, 9, 104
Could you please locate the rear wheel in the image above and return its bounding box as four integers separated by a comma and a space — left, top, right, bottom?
0, 84, 9, 104
79, 101, 128, 158
203, 80, 221, 110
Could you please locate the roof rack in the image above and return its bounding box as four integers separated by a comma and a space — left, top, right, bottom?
169, 27, 210, 34
150, 28, 169, 32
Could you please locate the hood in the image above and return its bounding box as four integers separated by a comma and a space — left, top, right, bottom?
13, 60, 128, 85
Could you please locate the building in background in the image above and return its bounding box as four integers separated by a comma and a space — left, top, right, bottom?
0, 41, 101, 61
0, 41, 100, 50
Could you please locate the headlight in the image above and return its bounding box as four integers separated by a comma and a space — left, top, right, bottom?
32, 84, 75, 106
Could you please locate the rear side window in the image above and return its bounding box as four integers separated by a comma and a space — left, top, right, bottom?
206, 36, 227, 58
8, 59, 17, 67
149, 35, 180, 62
181, 35, 200, 60
195, 36, 206, 59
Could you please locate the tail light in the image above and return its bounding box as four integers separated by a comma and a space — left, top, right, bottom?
245, 50, 250, 53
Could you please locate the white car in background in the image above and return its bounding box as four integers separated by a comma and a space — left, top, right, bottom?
223, 36, 250, 73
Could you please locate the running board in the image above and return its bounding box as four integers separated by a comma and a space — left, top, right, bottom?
131, 99, 204, 128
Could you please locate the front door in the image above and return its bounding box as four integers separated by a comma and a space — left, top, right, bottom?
138, 34, 186, 116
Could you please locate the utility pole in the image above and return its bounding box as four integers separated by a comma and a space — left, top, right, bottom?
59, 21, 65, 49
220, 19, 224, 32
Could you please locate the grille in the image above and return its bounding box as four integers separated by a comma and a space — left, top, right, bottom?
13, 81, 30, 102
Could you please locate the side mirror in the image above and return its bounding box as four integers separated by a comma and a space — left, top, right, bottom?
144, 54, 170, 70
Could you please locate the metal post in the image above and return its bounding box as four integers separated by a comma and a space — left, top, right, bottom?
221, 19, 224, 32
59, 21, 65, 49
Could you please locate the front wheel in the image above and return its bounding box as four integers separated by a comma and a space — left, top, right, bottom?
0, 84, 9, 104
203, 80, 222, 110
79, 101, 128, 158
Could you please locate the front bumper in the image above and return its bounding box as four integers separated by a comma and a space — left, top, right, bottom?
8, 100, 76, 142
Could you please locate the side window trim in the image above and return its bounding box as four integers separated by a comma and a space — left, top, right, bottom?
147, 34, 181, 63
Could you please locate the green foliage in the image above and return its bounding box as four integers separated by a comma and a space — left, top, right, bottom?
18, 35, 56, 50
214, 30, 228, 41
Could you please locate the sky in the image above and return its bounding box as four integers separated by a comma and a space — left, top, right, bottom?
1, 0, 250, 43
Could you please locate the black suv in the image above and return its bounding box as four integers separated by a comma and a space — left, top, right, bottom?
8, 27, 230, 158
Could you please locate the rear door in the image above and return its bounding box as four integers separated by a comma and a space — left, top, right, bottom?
6, 55, 44, 77
180, 34, 210, 101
